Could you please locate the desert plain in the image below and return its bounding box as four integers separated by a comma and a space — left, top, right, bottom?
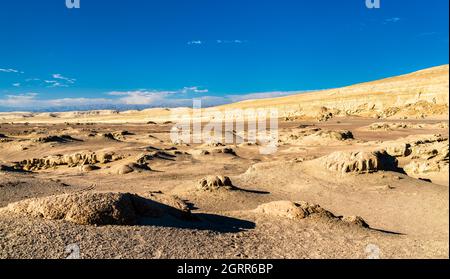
0, 65, 448, 259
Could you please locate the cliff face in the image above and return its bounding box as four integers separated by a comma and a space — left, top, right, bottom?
218, 65, 449, 119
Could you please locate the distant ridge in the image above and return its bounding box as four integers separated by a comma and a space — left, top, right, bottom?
1, 65, 448, 123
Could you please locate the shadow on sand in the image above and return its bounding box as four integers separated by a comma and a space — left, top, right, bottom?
138, 213, 255, 233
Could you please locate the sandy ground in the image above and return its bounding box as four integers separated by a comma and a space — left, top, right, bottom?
0, 116, 448, 259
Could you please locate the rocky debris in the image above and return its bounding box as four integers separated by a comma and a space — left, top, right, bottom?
369, 122, 422, 131
317, 107, 335, 122
255, 201, 369, 228
311, 130, 354, 141
383, 134, 447, 158
385, 143, 412, 157
278, 128, 319, 144
1, 192, 193, 226
404, 160, 448, 178
321, 150, 398, 175
368, 122, 449, 131
205, 147, 237, 156
14, 151, 120, 171
201, 141, 225, 148
410, 140, 448, 161
197, 176, 237, 191
403, 140, 448, 181
377, 101, 449, 119
381, 135, 449, 183
215, 147, 236, 155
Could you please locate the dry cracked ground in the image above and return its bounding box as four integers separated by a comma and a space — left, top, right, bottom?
0, 116, 448, 259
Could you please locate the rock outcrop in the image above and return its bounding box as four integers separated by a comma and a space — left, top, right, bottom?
197, 176, 237, 191
1, 192, 192, 226
14, 151, 120, 171
255, 201, 369, 228
321, 150, 398, 175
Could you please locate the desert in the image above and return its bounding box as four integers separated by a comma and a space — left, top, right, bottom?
0, 65, 448, 259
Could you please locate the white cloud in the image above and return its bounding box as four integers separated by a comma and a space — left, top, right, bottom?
12, 83, 21, 87
226, 91, 301, 103
0, 68, 23, 74
0, 93, 39, 106
0, 88, 307, 111
44, 80, 69, 88
384, 17, 401, 24
38, 74, 77, 87
216, 40, 246, 44
108, 87, 209, 105
0, 93, 114, 109
181, 86, 209, 94
52, 74, 76, 84
187, 40, 203, 45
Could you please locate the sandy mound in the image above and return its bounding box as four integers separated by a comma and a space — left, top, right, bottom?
111, 162, 151, 175
255, 201, 369, 227
309, 130, 354, 141
80, 165, 101, 172
320, 150, 398, 175
197, 176, 237, 191
280, 128, 354, 145
1, 192, 192, 226
139, 191, 191, 219
14, 151, 120, 171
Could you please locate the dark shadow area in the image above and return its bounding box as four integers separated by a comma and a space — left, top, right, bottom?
419, 178, 433, 183
0, 165, 30, 173
369, 228, 405, 235
138, 213, 255, 233
132, 195, 255, 233
234, 186, 270, 195
40, 135, 83, 143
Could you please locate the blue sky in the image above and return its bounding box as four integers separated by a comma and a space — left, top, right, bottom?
0, 0, 448, 111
